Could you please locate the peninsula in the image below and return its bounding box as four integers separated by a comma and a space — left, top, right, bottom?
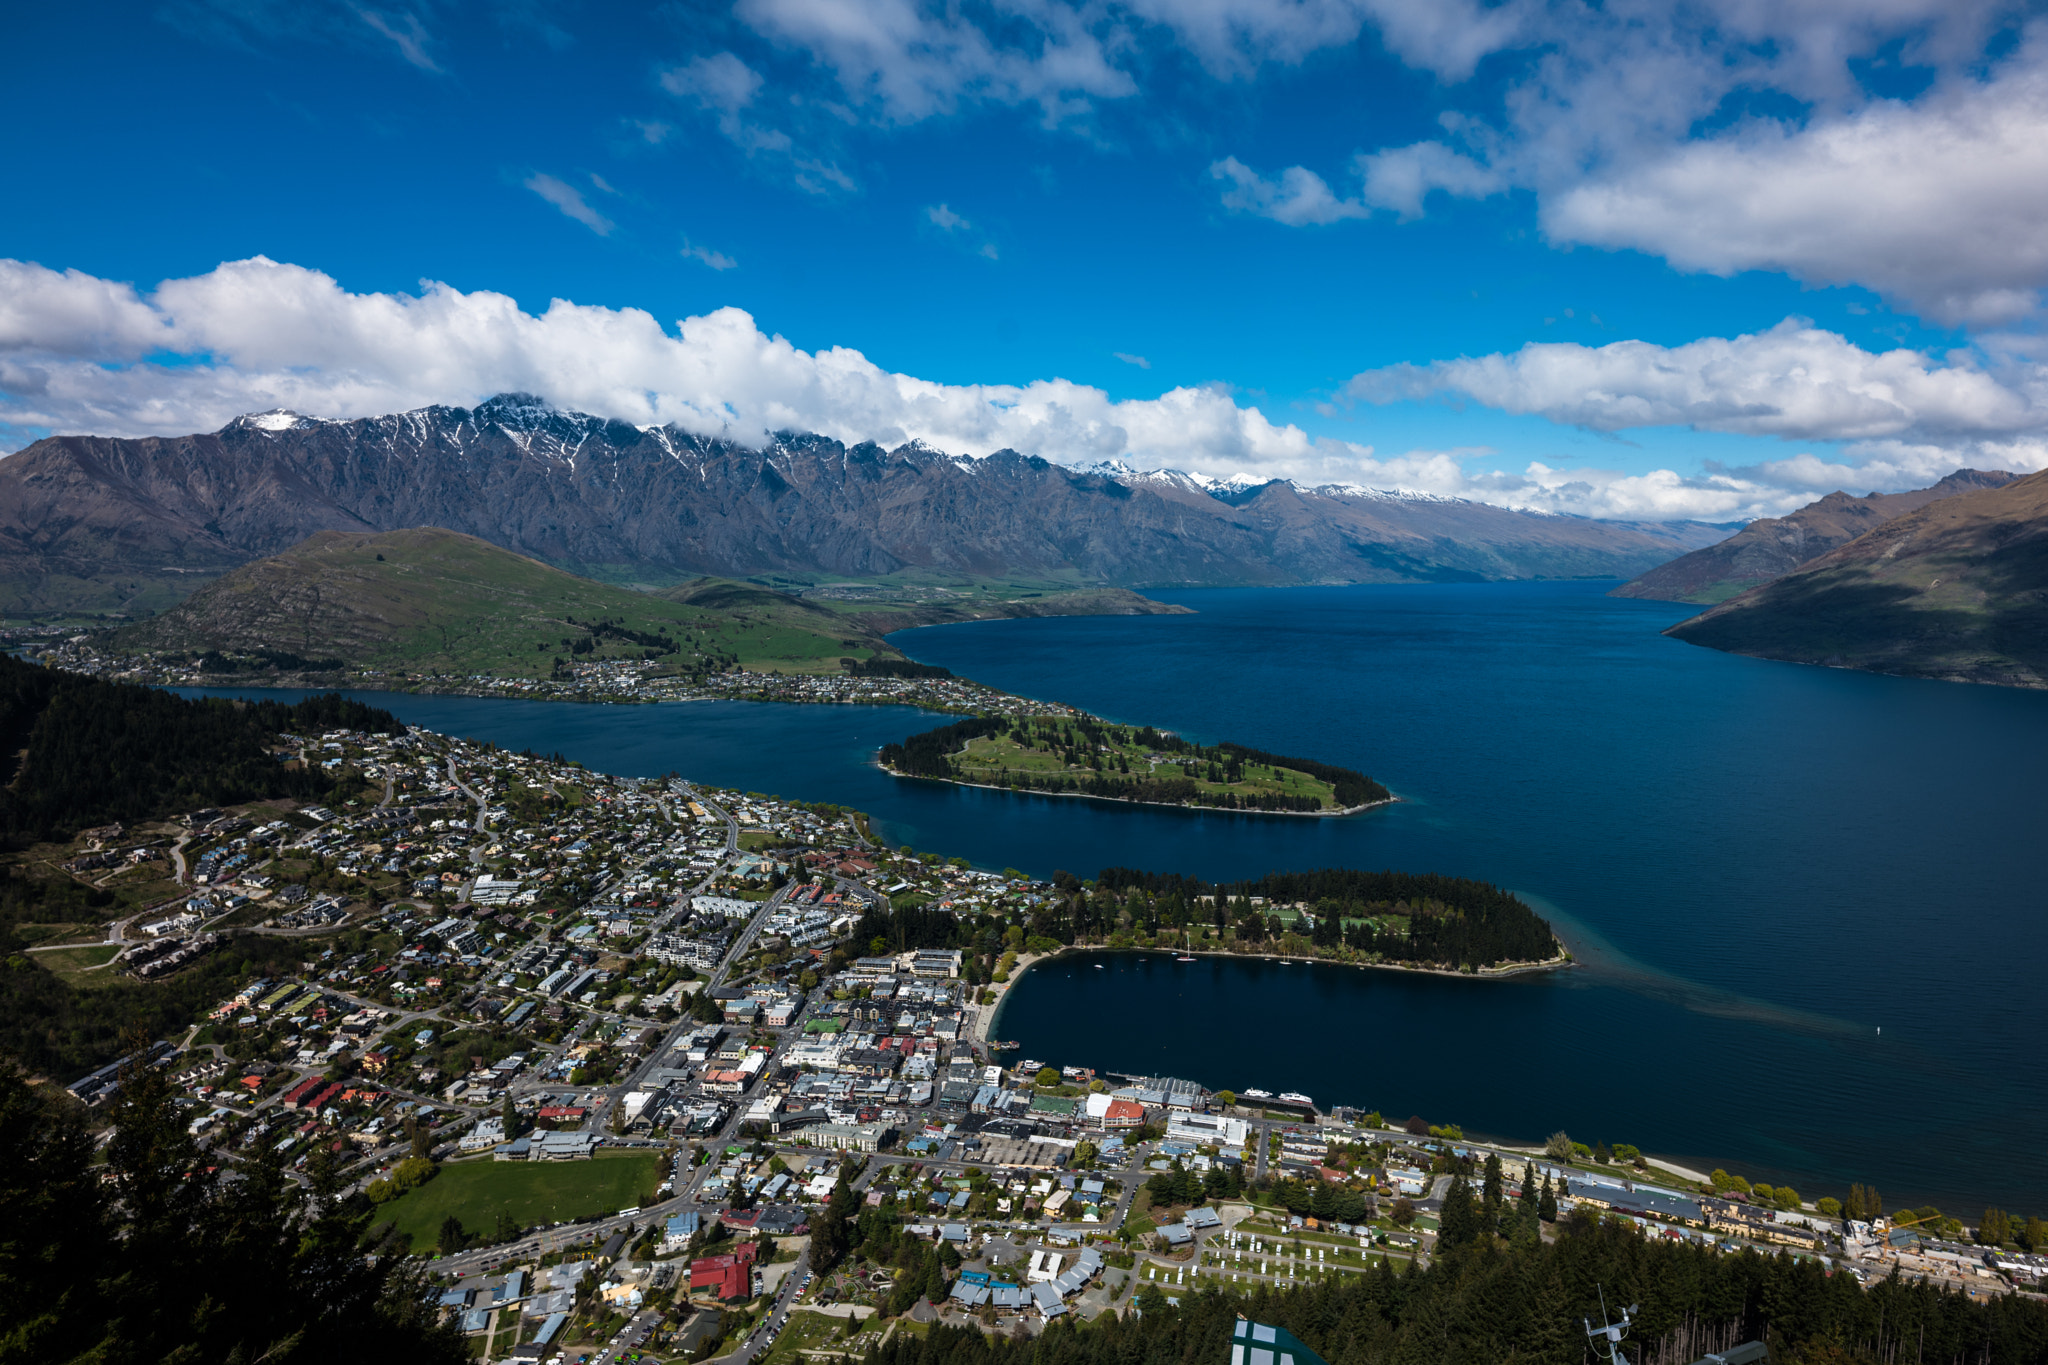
877, 712, 1392, 814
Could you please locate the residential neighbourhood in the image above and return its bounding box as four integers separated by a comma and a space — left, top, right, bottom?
46, 718, 2036, 1364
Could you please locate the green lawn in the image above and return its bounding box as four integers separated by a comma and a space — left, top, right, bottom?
375, 1150, 663, 1251
37, 943, 122, 986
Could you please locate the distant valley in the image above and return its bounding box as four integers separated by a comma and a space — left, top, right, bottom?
0, 393, 1733, 617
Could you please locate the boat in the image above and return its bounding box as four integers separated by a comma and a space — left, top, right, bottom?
1020, 1059, 1044, 1072
1175, 955, 1197, 962
1278, 1091, 1314, 1106
1242, 1088, 1274, 1100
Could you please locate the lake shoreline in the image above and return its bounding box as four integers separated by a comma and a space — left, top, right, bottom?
876, 760, 1400, 819
986, 942, 1576, 1043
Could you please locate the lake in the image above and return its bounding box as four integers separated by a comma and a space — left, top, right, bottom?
186, 580, 2048, 1212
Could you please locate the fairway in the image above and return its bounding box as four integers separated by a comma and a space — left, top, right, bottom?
376, 1150, 662, 1251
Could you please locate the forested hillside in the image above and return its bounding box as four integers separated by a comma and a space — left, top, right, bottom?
0, 656, 399, 842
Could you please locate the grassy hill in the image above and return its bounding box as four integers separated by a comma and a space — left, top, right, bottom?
1667, 469, 2048, 688
106, 527, 903, 679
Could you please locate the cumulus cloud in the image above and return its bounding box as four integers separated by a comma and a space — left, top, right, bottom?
1542, 39, 2048, 326
926, 203, 969, 231
1115, 352, 1151, 369
1206, 0, 2048, 327
0, 255, 1357, 476
523, 173, 614, 235
4, 257, 2036, 523
1348, 318, 2048, 444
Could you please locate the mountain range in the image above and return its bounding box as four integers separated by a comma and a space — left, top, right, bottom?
1611, 469, 2018, 604
1667, 469, 2048, 688
0, 393, 1735, 615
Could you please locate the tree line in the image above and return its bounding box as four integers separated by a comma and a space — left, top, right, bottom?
0, 655, 402, 842
1096, 866, 1559, 969
852, 863, 1557, 971
843, 658, 954, 679
855, 1206, 2048, 1365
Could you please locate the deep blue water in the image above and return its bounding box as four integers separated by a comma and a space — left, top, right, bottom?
184, 581, 2048, 1211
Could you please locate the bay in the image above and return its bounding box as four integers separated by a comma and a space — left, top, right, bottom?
182, 580, 2048, 1211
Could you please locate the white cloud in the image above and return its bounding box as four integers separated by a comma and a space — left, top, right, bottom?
1126, 0, 1533, 81
926, 203, 969, 231
1115, 352, 1151, 369
1355, 140, 1505, 219
658, 50, 855, 194
1205, 0, 2048, 328
1211, 157, 1367, 226
661, 51, 766, 113
1542, 38, 2048, 326
523, 173, 614, 235
355, 7, 439, 71
978, 242, 1000, 260
683, 242, 739, 271
0, 256, 1353, 474
3, 257, 2036, 524
733, 0, 1136, 126
1213, 141, 1505, 224
1348, 318, 2048, 444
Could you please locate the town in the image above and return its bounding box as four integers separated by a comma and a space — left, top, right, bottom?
36, 716, 2045, 1365
18, 631, 1080, 717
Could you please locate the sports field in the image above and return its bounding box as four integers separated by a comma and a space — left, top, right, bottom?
376, 1149, 662, 1250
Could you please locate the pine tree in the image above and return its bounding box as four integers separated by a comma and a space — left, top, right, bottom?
1538, 1172, 1558, 1223
0, 1052, 464, 1363
1482, 1152, 1504, 1229
1440, 1175, 1477, 1249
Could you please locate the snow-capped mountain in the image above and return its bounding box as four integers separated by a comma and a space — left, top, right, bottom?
0, 394, 1731, 613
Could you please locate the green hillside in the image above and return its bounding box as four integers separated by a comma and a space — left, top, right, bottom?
105, 527, 901, 679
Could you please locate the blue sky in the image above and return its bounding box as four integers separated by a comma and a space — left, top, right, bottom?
5, 0, 2047, 518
